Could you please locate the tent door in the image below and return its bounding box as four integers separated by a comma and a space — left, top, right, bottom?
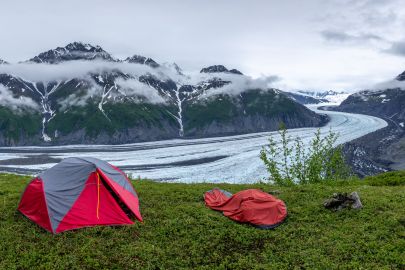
96, 172, 132, 218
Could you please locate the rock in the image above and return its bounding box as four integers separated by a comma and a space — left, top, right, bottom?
323, 192, 363, 211
268, 190, 281, 195
348, 192, 363, 209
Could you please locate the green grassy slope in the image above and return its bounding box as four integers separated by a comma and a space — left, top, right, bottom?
0, 173, 404, 269
183, 90, 321, 135
47, 102, 178, 138
0, 107, 42, 144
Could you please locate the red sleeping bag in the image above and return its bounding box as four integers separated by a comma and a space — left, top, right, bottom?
204, 188, 287, 229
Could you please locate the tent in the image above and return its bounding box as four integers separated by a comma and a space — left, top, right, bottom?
18, 157, 142, 233
204, 188, 287, 229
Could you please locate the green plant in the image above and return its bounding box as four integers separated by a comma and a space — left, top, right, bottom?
260, 124, 351, 185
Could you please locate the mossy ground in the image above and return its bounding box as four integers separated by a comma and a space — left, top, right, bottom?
0, 173, 404, 269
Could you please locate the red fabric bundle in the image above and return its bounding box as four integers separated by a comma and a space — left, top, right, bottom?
204, 188, 287, 229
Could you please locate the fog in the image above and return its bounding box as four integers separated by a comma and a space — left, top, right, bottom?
0, 85, 39, 111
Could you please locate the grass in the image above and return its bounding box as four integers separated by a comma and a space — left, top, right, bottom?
0, 172, 404, 269
364, 171, 405, 186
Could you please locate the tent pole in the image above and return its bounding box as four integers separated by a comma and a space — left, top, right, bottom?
96, 172, 101, 219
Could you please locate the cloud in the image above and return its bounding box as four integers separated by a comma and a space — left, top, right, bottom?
58, 84, 100, 110
317, 0, 404, 58
320, 30, 383, 44
197, 73, 281, 98
0, 61, 162, 83
115, 78, 166, 103
0, 61, 173, 106
0, 85, 39, 111
385, 41, 405, 57
0, 60, 283, 107
371, 79, 405, 91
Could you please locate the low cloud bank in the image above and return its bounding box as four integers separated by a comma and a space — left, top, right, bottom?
115, 78, 166, 103
0, 60, 283, 108
371, 79, 405, 91
0, 85, 39, 111
197, 73, 281, 98
384, 41, 405, 57
0, 61, 162, 83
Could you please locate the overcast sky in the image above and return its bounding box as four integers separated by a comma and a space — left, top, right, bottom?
1, 0, 405, 91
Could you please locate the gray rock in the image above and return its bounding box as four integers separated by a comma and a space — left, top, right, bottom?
348, 192, 363, 209
323, 192, 363, 211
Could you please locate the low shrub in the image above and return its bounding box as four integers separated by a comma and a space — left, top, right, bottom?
260, 124, 351, 186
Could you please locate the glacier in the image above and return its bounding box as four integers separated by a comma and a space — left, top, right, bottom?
0, 105, 387, 183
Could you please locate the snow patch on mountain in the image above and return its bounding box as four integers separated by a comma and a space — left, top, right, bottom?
172, 87, 184, 137
297, 90, 349, 105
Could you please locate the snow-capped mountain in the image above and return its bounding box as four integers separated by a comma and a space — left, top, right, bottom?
124, 55, 159, 68
0, 42, 326, 146
200, 65, 243, 75
333, 70, 405, 176
283, 91, 327, 105
28, 42, 115, 63
396, 71, 405, 81
0, 59, 8, 65
296, 90, 349, 104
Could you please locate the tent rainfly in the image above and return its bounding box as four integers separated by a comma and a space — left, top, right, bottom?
18, 157, 142, 233
204, 188, 287, 229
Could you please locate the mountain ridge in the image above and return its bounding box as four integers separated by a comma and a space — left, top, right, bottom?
28, 42, 116, 64
332, 71, 405, 176
0, 42, 327, 146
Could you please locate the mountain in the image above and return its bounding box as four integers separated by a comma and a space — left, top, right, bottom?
396, 71, 405, 81
284, 90, 349, 105
283, 92, 327, 104
332, 72, 405, 176
0, 59, 8, 65
200, 65, 243, 75
285, 90, 349, 105
28, 42, 115, 63
124, 55, 159, 68
0, 42, 327, 146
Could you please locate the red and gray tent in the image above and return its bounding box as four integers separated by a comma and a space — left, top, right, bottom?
18, 157, 142, 233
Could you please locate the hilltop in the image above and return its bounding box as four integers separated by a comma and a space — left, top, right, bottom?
0, 172, 404, 269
